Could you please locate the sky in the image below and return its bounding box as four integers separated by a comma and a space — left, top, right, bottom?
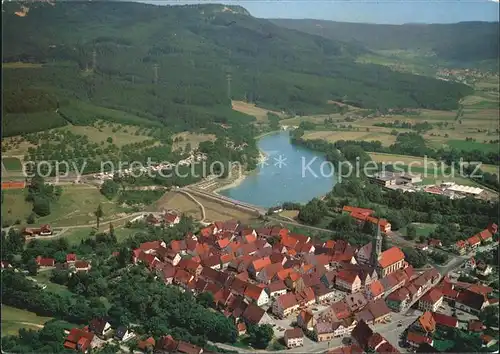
142, 0, 500, 24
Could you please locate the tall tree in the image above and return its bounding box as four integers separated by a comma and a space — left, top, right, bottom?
95, 204, 103, 229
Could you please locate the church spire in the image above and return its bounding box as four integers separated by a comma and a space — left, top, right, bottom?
371, 219, 382, 267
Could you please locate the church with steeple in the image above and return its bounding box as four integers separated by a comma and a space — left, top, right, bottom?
356, 220, 406, 278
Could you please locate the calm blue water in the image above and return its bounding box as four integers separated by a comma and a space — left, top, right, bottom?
220, 131, 336, 208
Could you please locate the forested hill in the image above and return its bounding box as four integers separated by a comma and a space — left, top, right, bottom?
3, 2, 473, 136
271, 19, 499, 63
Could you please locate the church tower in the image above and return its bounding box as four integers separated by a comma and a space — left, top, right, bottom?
371, 220, 382, 268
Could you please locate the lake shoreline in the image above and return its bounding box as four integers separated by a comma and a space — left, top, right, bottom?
213, 150, 267, 195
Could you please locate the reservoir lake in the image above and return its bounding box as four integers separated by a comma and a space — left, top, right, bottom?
219, 131, 336, 208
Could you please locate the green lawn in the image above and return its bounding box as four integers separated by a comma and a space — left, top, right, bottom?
31, 271, 74, 298
2, 157, 23, 171
1, 305, 52, 336
59, 226, 143, 245
447, 139, 499, 153
401, 223, 437, 238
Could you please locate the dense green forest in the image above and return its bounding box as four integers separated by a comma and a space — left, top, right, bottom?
2, 2, 474, 138
271, 19, 499, 63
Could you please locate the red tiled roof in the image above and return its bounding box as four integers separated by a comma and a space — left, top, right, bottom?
138, 336, 156, 350
285, 327, 304, 340
277, 292, 298, 309
64, 328, 94, 352
369, 280, 385, 297
66, 253, 77, 262
74, 260, 90, 269
467, 235, 481, 246
336, 270, 360, 284
431, 312, 457, 328
328, 345, 364, 354
36, 257, 55, 267
251, 257, 271, 271
343, 206, 374, 216
456, 240, 467, 248
378, 247, 405, 269
244, 283, 264, 301
418, 312, 436, 333
478, 229, 492, 241
139, 240, 163, 251
407, 332, 432, 345
165, 212, 179, 223
242, 302, 266, 325
421, 288, 443, 304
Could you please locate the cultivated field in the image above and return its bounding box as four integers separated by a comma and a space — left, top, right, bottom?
368, 152, 437, 166
303, 130, 398, 146
231, 100, 283, 122
1, 305, 52, 336
2, 157, 23, 171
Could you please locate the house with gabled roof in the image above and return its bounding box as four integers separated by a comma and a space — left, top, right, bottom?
365, 279, 384, 300
454, 240, 467, 255
242, 302, 273, 325
66, 253, 77, 264
419, 288, 443, 312
247, 256, 271, 277
35, 256, 55, 267
431, 312, 458, 329
114, 326, 135, 342
89, 318, 112, 337
267, 281, 288, 298
467, 235, 481, 249
256, 263, 284, 284
74, 260, 91, 273
164, 212, 181, 227
63, 328, 95, 353
244, 283, 269, 306
413, 311, 436, 334
407, 332, 433, 349
335, 270, 362, 293
273, 292, 299, 318
456, 289, 489, 315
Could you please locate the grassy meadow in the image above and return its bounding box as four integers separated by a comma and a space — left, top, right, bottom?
1, 305, 52, 336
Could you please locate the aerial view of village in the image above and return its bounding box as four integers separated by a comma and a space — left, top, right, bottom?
1, 0, 499, 353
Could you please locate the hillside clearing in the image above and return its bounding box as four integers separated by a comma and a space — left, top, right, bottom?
1, 305, 52, 336
231, 101, 283, 122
